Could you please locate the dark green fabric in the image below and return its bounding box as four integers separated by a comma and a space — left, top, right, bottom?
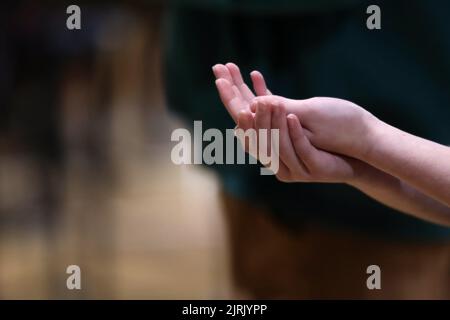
164, 0, 450, 240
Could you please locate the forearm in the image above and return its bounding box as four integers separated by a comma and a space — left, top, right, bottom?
360, 118, 450, 207
348, 161, 450, 227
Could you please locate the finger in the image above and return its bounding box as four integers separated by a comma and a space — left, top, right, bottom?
249, 89, 275, 115
252, 99, 290, 177
215, 78, 246, 123
254, 99, 272, 159
212, 64, 244, 100
287, 114, 317, 170
237, 110, 255, 131
272, 101, 309, 176
226, 62, 255, 102
212, 64, 233, 83
283, 98, 311, 121
236, 110, 255, 154
250, 70, 272, 96
213, 64, 244, 99
225, 62, 245, 85
304, 128, 314, 140
232, 86, 244, 100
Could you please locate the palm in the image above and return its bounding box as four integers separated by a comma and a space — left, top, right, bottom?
212, 63, 270, 123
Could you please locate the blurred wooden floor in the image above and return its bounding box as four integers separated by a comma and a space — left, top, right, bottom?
0, 112, 233, 299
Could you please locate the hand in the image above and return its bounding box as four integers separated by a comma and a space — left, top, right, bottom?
213, 63, 378, 159
251, 95, 378, 160
212, 63, 298, 178
252, 96, 361, 183
212, 62, 270, 123
212, 63, 367, 182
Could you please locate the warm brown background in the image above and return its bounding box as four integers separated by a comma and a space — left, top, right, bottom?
0, 5, 233, 299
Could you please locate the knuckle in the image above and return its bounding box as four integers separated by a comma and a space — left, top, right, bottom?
260, 101, 271, 112
277, 100, 286, 113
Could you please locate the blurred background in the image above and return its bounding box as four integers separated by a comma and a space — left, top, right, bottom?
1, 0, 450, 300
0, 1, 232, 299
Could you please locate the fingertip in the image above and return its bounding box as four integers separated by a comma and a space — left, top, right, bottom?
250, 71, 262, 85
226, 62, 238, 70
250, 70, 261, 78
215, 78, 236, 105
287, 114, 300, 130
251, 71, 271, 96
213, 63, 224, 71
213, 64, 224, 75
215, 78, 229, 87
238, 109, 249, 117
214, 78, 223, 89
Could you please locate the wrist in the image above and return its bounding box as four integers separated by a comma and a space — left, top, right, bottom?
344, 158, 369, 186
345, 157, 381, 188
356, 113, 386, 162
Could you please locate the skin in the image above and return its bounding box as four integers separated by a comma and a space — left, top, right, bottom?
212, 62, 450, 227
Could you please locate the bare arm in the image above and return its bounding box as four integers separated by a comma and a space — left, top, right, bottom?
284, 114, 450, 227
360, 120, 450, 207
348, 158, 450, 227
212, 63, 450, 227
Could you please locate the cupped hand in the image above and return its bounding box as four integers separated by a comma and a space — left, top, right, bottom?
252, 96, 359, 183
212, 62, 270, 124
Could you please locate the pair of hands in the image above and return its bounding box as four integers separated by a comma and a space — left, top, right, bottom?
212, 63, 378, 184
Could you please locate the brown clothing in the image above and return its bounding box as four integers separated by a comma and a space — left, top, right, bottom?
221, 191, 450, 299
